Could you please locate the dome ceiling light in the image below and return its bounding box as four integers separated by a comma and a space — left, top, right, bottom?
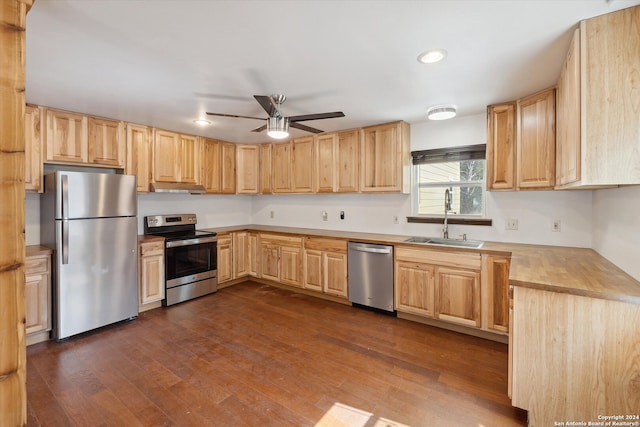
427, 105, 457, 120
417, 49, 447, 64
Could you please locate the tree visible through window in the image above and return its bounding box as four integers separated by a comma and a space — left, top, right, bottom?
412, 146, 486, 216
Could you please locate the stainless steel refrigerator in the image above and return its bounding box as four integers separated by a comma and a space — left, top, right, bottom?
40, 171, 138, 340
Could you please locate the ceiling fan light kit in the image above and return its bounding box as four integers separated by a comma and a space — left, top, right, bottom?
427, 104, 457, 120
266, 116, 290, 139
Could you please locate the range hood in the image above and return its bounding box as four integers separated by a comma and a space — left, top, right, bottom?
149, 182, 206, 194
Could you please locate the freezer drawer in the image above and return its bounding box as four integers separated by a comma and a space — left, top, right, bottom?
347, 242, 394, 312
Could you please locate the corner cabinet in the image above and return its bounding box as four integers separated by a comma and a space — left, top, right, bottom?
139, 240, 165, 310
360, 121, 410, 193
556, 6, 640, 188
25, 247, 52, 345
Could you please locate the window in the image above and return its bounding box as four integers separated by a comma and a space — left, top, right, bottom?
412, 145, 486, 217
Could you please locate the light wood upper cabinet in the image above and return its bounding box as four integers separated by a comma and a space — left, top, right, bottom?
139, 240, 165, 308
25, 105, 43, 193
259, 143, 272, 194
88, 117, 125, 168
360, 121, 410, 193
25, 251, 52, 344
236, 144, 260, 194
291, 136, 314, 193
486, 103, 516, 190
272, 141, 292, 192
516, 88, 555, 189
233, 231, 249, 278
556, 6, 640, 188
315, 129, 359, 193
153, 129, 201, 184
202, 138, 221, 193
220, 142, 236, 194
556, 28, 581, 187
125, 123, 152, 193
45, 108, 89, 164
217, 234, 233, 283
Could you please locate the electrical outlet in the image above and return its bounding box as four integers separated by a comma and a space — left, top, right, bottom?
270, 210, 274, 219
552, 220, 561, 232
506, 218, 518, 230
322, 211, 328, 221
394, 216, 399, 224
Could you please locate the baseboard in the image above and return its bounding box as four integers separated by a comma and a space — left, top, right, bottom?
397, 311, 509, 343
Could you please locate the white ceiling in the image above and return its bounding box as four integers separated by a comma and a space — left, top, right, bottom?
25, 0, 640, 143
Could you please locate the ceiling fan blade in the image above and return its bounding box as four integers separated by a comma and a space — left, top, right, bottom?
206, 112, 264, 120
288, 111, 345, 122
254, 95, 278, 117
251, 124, 268, 133
290, 122, 323, 134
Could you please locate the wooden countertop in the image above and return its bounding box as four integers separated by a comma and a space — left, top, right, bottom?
137, 235, 165, 244
202, 224, 640, 305
26, 245, 53, 257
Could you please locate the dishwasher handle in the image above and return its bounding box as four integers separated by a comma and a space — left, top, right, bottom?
349, 244, 392, 254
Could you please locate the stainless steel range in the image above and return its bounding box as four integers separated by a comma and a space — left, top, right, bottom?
144, 214, 217, 306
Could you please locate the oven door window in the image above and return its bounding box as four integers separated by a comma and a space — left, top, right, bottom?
165, 242, 216, 280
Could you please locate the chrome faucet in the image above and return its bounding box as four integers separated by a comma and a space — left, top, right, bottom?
443, 189, 452, 239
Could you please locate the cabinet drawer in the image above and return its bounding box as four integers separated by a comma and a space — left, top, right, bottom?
26, 255, 50, 275
304, 237, 347, 253
140, 241, 164, 256
260, 233, 303, 247
396, 246, 481, 270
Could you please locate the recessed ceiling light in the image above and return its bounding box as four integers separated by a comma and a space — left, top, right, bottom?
417, 49, 447, 64
193, 119, 211, 126
427, 105, 457, 120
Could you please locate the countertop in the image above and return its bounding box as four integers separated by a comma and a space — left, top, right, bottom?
26, 245, 53, 257
201, 224, 640, 305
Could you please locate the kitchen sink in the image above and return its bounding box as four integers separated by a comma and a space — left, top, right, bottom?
403, 236, 484, 249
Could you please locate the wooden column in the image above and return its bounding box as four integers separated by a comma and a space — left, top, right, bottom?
0, 0, 32, 425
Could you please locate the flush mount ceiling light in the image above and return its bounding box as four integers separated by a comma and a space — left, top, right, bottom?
266, 116, 290, 139
417, 49, 448, 64
193, 119, 211, 126
427, 105, 457, 120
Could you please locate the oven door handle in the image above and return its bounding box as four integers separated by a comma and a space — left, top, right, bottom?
166, 236, 217, 248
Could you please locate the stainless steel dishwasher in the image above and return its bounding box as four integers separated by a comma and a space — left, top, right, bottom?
347, 242, 394, 313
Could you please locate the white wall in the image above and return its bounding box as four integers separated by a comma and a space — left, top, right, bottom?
592, 186, 640, 281
252, 114, 593, 247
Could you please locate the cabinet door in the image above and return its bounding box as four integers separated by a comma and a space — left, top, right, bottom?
236, 144, 260, 194
217, 235, 233, 283
336, 129, 359, 192
272, 142, 292, 192
88, 117, 125, 167
280, 245, 302, 287
360, 122, 407, 192
324, 251, 348, 298
304, 249, 324, 292
179, 134, 200, 184
139, 242, 165, 305
25, 105, 43, 193
202, 138, 221, 193
153, 129, 180, 182
220, 142, 237, 193
517, 89, 555, 189
259, 143, 272, 194
233, 231, 249, 278
484, 256, 510, 333
556, 28, 581, 187
436, 267, 480, 327
25, 254, 51, 336
486, 103, 516, 190
248, 232, 260, 277
126, 123, 152, 192
315, 134, 336, 193
292, 137, 314, 192
395, 261, 436, 318
45, 108, 88, 164
260, 243, 280, 281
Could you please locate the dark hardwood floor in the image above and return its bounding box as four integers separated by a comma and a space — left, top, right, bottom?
27, 281, 527, 426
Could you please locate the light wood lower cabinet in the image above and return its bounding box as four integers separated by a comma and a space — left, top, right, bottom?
395, 246, 481, 328
481, 254, 510, 333
248, 231, 260, 277
232, 231, 249, 278
259, 234, 303, 287
217, 234, 233, 283
25, 249, 52, 345
139, 240, 165, 309
303, 238, 348, 298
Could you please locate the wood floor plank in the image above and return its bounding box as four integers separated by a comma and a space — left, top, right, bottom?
27, 281, 526, 426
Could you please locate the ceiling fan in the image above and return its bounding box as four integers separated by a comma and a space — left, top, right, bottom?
206, 94, 345, 139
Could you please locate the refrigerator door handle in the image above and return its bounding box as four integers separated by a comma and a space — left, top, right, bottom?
61, 173, 69, 219
61, 220, 69, 264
